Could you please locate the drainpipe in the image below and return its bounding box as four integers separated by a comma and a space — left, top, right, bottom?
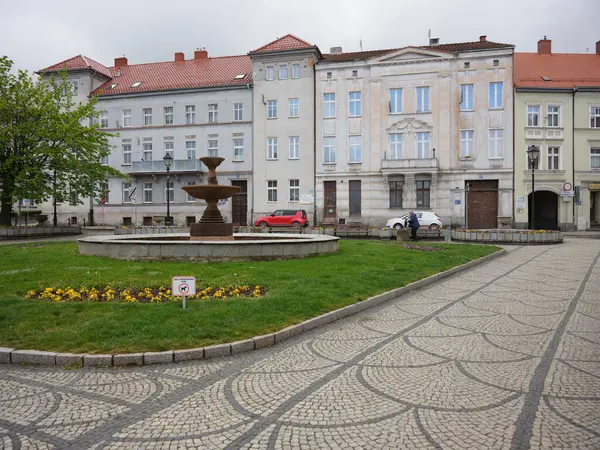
512, 76, 516, 228
572, 88, 577, 229
313, 59, 317, 226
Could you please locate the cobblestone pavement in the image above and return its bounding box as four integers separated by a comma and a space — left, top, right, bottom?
1, 240, 599, 449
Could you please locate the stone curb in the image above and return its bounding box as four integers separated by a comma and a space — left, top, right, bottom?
1, 249, 505, 368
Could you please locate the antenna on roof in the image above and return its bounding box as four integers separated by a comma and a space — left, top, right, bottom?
360, 39, 363, 51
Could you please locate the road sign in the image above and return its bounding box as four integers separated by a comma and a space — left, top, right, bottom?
561, 191, 574, 197
563, 182, 573, 191
454, 199, 461, 205
172, 276, 196, 296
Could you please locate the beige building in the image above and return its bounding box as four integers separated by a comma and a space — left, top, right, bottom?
514, 38, 600, 231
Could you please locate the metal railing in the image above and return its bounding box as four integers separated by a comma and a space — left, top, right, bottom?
381, 157, 438, 169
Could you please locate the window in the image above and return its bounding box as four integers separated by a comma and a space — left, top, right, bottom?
208, 104, 218, 123
289, 179, 299, 202
234, 103, 243, 121
143, 108, 152, 126
143, 143, 152, 161
289, 136, 299, 159
349, 91, 361, 117
548, 146, 560, 170
292, 64, 301, 79
352, 70, 358, 77
186, 105, 195, 124
324, 137, 336, 163
527, 105, 540, 127
164, 107, 174, 125
186, 141, 196, 160
416, 132, 430, 159
460, 84, 474, 110
143, 183, 153, 203
460, 130, 474, 157
390, 88, 402, 114
389, 181, 403, 208
417, 87, 430, 112
289, 99, 299, 117
123, 109, 131, 127
326, 72, 332, 79
208, 140, 218, 157
186, 181, 196, 202
122, 183, 132, 204
267, 137, 278, 159
590, 107, 600, 128
267, 100, 278, 118
349, 180, 361, 216
390, 134, 403, 159
100, 111, 108, 128
279, 65, 288, 80
266, 66, 274, 81
267, 180, 277, 202
489, 130, 503, 158
349, 135, 361, 163
99, 182, 109, 204
323, 93, 336, 118
416, 180, 431, 208
165, 182, 174, 203
100, 154, 109, 165
489, 82, 503, 109
547, 105, 560, 127
233, 139, 244, 161
122, 144, 131, 165
591, 148, 600, 169
71, 81, 79, 96
164, 142, 174, 159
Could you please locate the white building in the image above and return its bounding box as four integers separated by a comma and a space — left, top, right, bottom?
314, 36, 515, 229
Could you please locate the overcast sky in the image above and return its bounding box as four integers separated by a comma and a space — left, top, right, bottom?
2, 0, 598, 73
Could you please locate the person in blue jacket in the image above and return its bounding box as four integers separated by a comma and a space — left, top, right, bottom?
408, 211, 420, 241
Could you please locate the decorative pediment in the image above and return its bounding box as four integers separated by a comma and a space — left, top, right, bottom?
371, 47, 452, 65
387, 118, 433, 133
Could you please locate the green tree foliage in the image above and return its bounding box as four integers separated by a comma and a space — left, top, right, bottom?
0, 56, 120, 226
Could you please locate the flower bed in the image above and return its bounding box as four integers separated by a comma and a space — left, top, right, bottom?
451, 229, 562, 244
25, 284, 265, 303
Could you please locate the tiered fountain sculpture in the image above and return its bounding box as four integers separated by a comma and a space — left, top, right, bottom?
182, 157, 240, 240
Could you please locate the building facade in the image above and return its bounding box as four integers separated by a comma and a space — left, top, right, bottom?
514, 38, 600, 231
314, 36, 514, 229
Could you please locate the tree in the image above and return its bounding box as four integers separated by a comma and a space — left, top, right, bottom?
0, 56, 121, 226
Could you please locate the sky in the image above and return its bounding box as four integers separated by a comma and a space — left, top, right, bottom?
1, 0, 598, 73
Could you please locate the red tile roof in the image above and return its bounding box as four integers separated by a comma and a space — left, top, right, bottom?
91, 55, 252, 97
420, 40, 513, 53
39, 55, 111, 78
250, 34, 315, 54
515, 53, 600, 88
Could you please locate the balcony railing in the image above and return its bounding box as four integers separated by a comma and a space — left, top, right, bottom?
381, 157, 438, 170
130, 159, 204, 174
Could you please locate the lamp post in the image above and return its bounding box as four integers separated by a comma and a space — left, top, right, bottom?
527, 145, 540, 230
163, 153, 173, 226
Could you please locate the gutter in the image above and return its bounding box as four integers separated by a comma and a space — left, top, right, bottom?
512, 58, 516, 227
313, 60, 318, 226
572, 87, 577, 228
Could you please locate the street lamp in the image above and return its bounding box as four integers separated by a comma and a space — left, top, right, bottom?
163, 153, 173, 226
527, 145, 540, 229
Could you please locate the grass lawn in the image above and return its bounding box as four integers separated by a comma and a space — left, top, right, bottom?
0, 240, 499, 353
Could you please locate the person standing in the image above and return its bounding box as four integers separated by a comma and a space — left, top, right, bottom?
408, 211, 420, 241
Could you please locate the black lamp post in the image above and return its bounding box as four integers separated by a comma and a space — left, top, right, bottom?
163, 153, 173, 226
527, 145, 540, 230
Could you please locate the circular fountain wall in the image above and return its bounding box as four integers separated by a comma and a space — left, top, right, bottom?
78, 233, 340, 262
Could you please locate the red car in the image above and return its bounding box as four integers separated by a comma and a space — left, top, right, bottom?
255, 209, 309, 229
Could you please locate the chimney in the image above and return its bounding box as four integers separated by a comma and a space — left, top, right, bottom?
538, 36, 552, 55
479, 35, 487, 42
429, 37, 440, 45
114, 56, 128, 67
596, 40, 600, 55
329, 46, 343, 54
174, 52, 184, 62
194, 49, 208, 60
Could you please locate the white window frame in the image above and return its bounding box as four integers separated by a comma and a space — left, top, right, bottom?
267, 137, 278, 160
122, 182, 131, 204
460, 84, 474, 111
186, 141, 196, 160
323, 93, 336, 118
164, 142, 174, 159
349, 91, 361, 117
460, 130, 474, 158
416, 87, 430, 113
165, 181, 174, 203
323, 136, 336, 164
527, 105, 540, 127
547, 105, 560, 128
416, 132, 430, 159
349, 135, 361, 163
143, 108, 152, 126
489, 82, 503, 109
233, 138, 244, 161
489, 129, 503, 158
100, 154, 109, 165
143, 182, 153, 203
390, 134, 403, 159
185, 105, 195, 124
266, 66, 274, 81
292, 63, 301, 79
289, 136, 299, 159
123, 109, 131, 127
590, 106, 600, 129
71, 81, 79, 96
547, 145, 561, 170
390, 88, 402, 114
208, 104, 218, 123
267, 180, 277, 202
142, 143, 152, 161
267, 100, 278, 119
289, 179, 299, 202
122, 144, 132, 165
288, 98, 299, 118
233, 103, 243, 121
208, 140, 218, 157
164, 106, 174, 125
186, 181, 196, 202
591, 147, 600, 169
279, 65, 288, 80
100, 111, 108, 128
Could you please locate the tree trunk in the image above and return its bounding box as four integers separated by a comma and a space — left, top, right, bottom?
0, 177, 14, 227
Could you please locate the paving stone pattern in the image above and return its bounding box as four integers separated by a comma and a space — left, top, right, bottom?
1, 240, 599, 449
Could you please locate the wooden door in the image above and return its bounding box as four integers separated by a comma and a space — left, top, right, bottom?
231, 180, 247, 226
324, 181, 336, 219
467, 180, 498, 229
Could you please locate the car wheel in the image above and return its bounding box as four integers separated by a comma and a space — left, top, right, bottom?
291, 222, 301, 230
394, 223, 403, 230
429, 224, 439, 230
258, 221, 268, 229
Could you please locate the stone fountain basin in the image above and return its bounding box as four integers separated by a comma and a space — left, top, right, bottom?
182, 185, 240, 201
78, 233, 340, 262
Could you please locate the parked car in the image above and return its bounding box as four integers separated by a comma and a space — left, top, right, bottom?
385, 211, 442, 230
255, 209, 309, 229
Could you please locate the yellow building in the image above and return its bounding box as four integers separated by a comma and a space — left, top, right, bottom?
514, 38, 600, 230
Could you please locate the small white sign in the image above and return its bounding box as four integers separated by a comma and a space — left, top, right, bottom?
516, 196, 525, 210
172, 276, 196, 297
560, 191, 574, 197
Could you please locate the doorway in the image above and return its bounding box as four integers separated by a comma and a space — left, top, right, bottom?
231, 180, 248, 226
467, 180, 498, 229
528, 190, 558, 230
324, 181, 337, 220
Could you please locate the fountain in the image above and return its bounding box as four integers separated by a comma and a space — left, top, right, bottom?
78, 156, 339, 261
